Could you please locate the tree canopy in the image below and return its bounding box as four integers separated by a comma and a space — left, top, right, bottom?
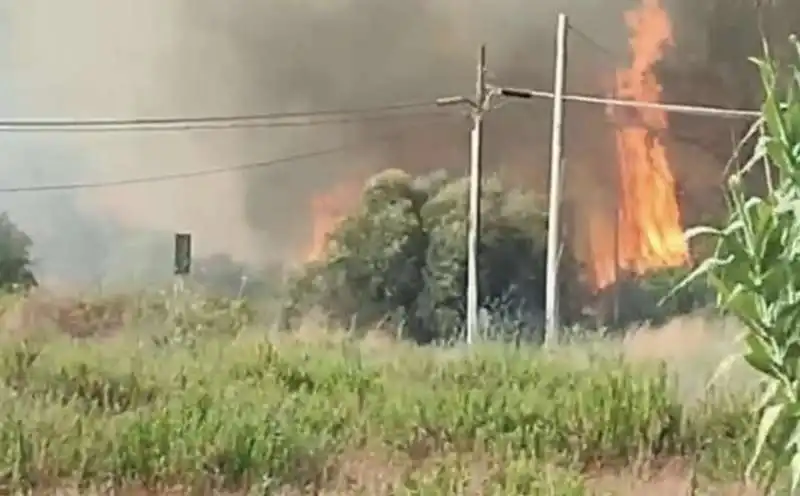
0, 213, 37, 291
281, 169, 589, 343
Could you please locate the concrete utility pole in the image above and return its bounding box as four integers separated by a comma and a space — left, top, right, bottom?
437, 16, 568, 346
437, 45, 489, 346
495, 13, 568, 346
542, 14, 567, 345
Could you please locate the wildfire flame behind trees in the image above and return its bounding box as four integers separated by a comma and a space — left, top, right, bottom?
306, 0, 694, 291
588, 0, 690, 289
308, 181, 363, 261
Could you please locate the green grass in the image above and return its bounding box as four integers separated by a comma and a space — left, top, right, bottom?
0, 319, 768, 494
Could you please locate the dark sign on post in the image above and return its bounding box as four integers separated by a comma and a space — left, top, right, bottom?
174, 233, 192, 275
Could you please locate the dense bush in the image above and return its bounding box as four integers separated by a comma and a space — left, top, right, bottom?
280, 166, 723, 341
0, 213, 37, 291
604, 266, 713, 328
281, 169, 586, 343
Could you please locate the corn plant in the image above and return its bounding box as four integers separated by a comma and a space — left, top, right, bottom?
674, 35, 800, 492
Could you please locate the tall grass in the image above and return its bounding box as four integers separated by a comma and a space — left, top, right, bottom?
5, 32, 800, 496
0, 316, 764, 494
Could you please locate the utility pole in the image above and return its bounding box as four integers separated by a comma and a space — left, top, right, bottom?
544, 13, 568, 345
493, 13, 568, 346
612, 161, 621, 327
437, 45, 488, 346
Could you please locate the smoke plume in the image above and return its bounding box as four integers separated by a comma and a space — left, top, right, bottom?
1, 0, 755, 282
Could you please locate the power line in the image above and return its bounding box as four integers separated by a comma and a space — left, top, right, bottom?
0, 100, 442, 130
0, 137, 390, 193
560, 21, 753, 166
0, 109, 457, 133
497, 86, 761, 119
566, 20, 759, 164
0, 119, 464, 193
557, 22, 761, 118
566, 22, 619, 61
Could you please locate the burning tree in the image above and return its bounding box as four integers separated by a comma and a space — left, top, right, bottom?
285, 0, 792, 333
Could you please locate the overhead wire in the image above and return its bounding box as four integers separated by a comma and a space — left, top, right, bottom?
0, 27, 765, 195
560, 22, 760, 118
0, 108, 457, 133
0, 114, 467, 193
566, 22, 620, 62
564, 21, 771, 235
567, 92, 759, 119
0, 100, 444, 130
498, 78, 760, 119
558, 21, 756, 197
559, 21, 759, 164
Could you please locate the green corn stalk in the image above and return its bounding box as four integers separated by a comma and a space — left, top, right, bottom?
671, 35, 800, 492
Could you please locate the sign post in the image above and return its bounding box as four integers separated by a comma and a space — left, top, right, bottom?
174, 233, 192, 276
172, 233, 191, 327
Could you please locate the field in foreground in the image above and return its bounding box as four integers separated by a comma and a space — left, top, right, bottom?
0, 316, 769, 495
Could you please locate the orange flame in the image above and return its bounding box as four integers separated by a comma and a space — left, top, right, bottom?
306, 182, 360, 261
589, 0, 689, 289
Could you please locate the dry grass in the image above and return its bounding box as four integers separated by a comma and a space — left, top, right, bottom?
0, 289, 136, 338
586, 461, 760, 495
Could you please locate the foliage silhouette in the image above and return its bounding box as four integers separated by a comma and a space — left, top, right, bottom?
0, 213, 37, 291
281, 169, 587, 343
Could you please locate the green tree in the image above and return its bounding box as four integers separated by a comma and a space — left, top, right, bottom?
282, 169, 585, 343
0, 213, 37, 291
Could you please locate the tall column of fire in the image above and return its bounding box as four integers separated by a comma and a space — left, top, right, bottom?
589, 0, 690, 289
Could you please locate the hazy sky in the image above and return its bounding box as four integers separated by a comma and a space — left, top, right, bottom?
0, 0, 579, 284
0, 3, 106, 284
0, 3, 180, 287
0, 0, 741, 288
0, 1, 264, 286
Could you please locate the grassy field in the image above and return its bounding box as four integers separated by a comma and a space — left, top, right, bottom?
0, 304, 770, 495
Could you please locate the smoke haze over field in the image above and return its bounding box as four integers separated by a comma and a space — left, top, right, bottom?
0, 0, 751, 283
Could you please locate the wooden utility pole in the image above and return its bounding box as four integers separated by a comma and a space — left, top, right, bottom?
437, 45, 489, 346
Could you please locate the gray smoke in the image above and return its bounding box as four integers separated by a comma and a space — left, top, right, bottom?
1, 0, 753, 282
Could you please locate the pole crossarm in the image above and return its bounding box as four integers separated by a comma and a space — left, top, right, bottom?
435, 96, 477, 109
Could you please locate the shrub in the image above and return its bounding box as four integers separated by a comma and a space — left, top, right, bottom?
0, 213, 36, 291
282, 169, 586, 343
594, 266, 714, 330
